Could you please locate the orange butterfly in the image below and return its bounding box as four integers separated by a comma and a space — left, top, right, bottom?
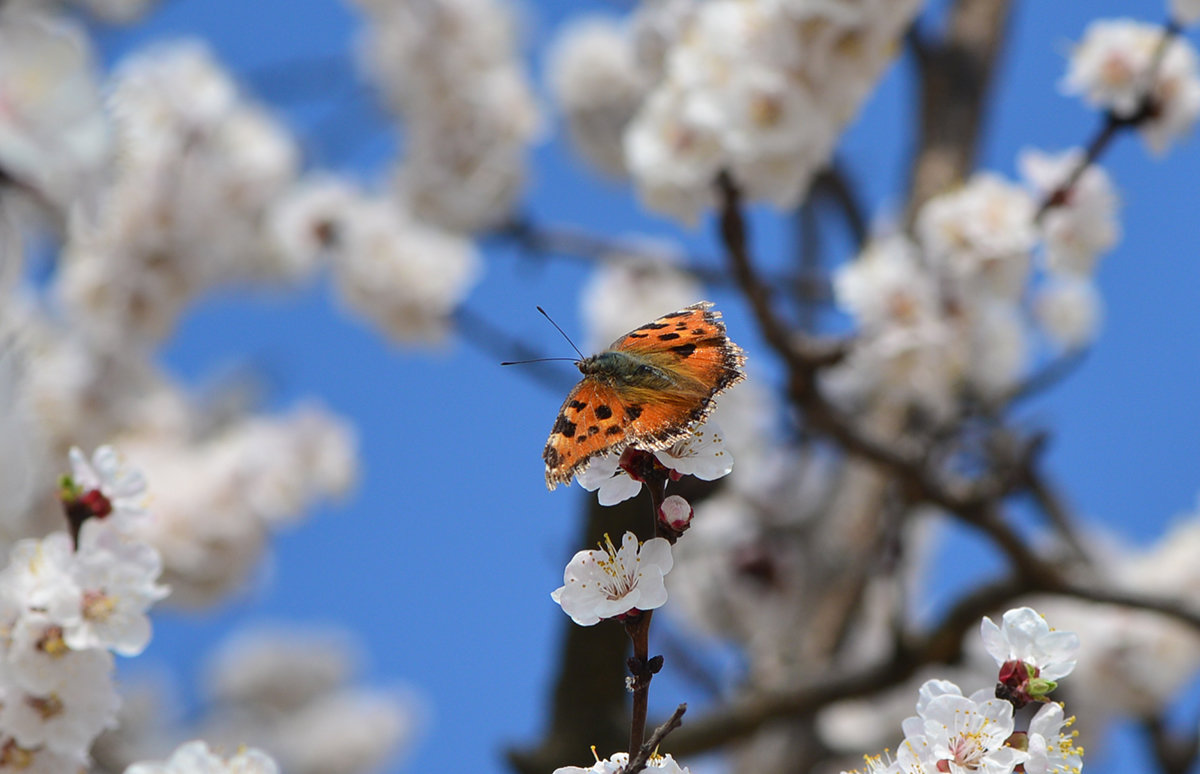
544, 301, 746, 489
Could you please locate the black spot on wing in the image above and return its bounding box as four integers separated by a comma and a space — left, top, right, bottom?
692, 328, 706, 335
544, 447, 561, 467
637, 322, 670, 330
595, 405, 613, 419
627, 332, 650, 339
675, 322, 688, 330
567, 399, 587, 411
661, 311, 689, 319
553, 416, 577, 438
671, 343, 697, 358
587, 425, 600, 436
605, 426, 624, 436
625, 405, 644, 421
657, 332, 681, 341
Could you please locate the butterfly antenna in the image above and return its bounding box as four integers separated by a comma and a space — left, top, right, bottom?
537, 306, 586, 360
500, 357, 578, 366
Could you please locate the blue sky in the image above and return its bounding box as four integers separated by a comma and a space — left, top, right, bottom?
84, 1, 1200, 772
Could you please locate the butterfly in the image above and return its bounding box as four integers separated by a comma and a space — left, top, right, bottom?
543, 301, 746, 489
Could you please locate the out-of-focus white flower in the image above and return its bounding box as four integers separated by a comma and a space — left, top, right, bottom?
0, 344, 48, 533
1019, 148, 1120, 275
0, 737, 86, 773
1172, 0, 1200, 25
269, 689, 415, 774
1062, 19, 1200, 153
205, 627, 359, 711
548, 17, 646, 177
555, 751, 690, 774
71, 0, 159, 23
356, 0, 541, 231
0, 11, 110, 210
1025, 702, 1083, 774
552, 533, 673, 626
63, 520, 168, 656
68, 445, 148, 529
0, 644, 119, 757
332, 197, 479, 345
981, 607, 1080, 681
917, 174, 1036, 300
266, 175, 360, 280
1035, 276, 1102, 349
967, 300, 1026, 399
835, 236, 938, 333
899, 680, 1027, 774
56, 41, 299, 345
624, 0, 920, 221
580, 250, 701, 353
125, 740, 280, 774
624, 85, 723, 223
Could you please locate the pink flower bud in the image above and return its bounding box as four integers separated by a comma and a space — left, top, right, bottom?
658, 495, 693, 530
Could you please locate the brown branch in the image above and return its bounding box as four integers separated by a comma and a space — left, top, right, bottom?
624, 704, 687, 774
663, 574, 1200, 757
1035, 21, 1183, 221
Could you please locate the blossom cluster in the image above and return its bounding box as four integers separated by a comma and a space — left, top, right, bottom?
844, 608, 1083, 774
829, 146, 1119, 418
551, 0, 923, 221
0, 446, 167, 771
349, 0, 542, 232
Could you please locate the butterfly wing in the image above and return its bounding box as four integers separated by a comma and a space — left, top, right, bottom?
543, 302, 746, 490
544, 379, 634, 488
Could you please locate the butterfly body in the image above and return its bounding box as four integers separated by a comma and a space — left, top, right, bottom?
543, 302, 746, 489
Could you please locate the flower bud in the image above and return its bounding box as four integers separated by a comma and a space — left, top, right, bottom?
658, 495, 693, 531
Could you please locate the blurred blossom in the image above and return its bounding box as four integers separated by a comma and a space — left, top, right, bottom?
625, 0, 921, 221
205, 627, 360, 711
353, 0, 541, 231
1019, 148, 1120, 275
916, 173, 1036, 301
266, 689, 416, 774
56, 41, 300, 345
126, 740, 280, 774
966, 300, 1026, 400
1035, 276, 1102, 349
0, 344, 49, 536
1062, 18, 1200, 153
267, 175, 362, 279
0, 10, 110, 211
547, 17, 646, 177
123, 405, 357, 607
580, 249, 701, 352
331, 197, 480, 345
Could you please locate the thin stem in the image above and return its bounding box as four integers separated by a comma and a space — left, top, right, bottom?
625, 611, 654, 756
625, 704, 688, 774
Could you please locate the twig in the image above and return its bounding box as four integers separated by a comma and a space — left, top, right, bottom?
1035, 20, 1183, 221
624, 704, 688, 774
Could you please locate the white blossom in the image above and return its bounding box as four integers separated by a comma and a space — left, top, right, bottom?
62, 520, 169, 656
1172, 0, 1200, 25
68, 445, 148, 529
899, 680, 1027, 774
551, 533, 673, 626
1035, 276, 1102, 349
980, 607, 1079, 681
547, 17, 646, 177
1062, 19, 1200, 153
654, 422, 733, 479
1026, 702, 1083, 774
1019, 148, 1120, 275
331, 197, 479, 344
917, 174, 1036, 300
125, 740, 280, 774
554, 751, 690, 774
